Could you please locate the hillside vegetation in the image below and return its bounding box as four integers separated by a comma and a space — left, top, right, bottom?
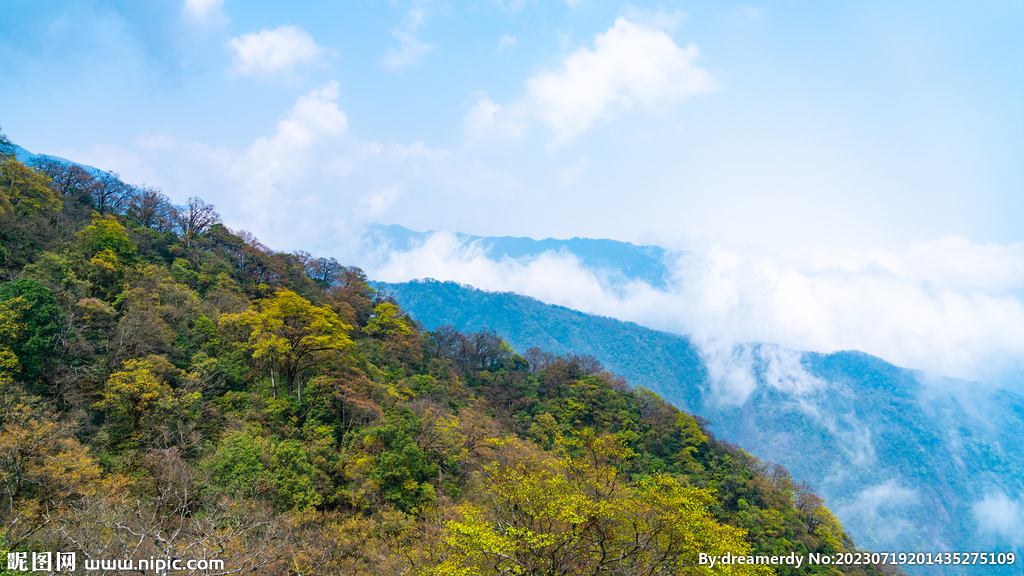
0, 130, 898, 574
380, 278, 1024, 568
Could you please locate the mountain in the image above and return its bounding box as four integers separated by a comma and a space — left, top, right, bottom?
13, 144, 106, 176
1, 138, 901, 576
364, 223, 676, 289
380, 278, 1024, 570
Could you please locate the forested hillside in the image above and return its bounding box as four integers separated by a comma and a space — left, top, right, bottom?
0, 130, 900, 574
379, 280, 1024, 572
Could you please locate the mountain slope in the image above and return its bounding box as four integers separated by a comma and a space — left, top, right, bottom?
0, 139, 897, 575
381, 279, 1024, 567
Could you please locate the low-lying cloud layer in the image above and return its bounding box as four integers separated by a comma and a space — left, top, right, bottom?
365, 230, 1024, 391
972, 492, 1024, 546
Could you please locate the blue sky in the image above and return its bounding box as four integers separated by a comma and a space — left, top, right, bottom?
3, 0, 1024, 385
4, 0, 1021, 251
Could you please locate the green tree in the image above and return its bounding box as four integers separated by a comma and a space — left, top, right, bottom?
0, 279, 60, 383
220, 290, 352, 396
76, 211, 136, 263
0, 157, 61, 217
270, 439, 323, 511
95, 355, 182, 434
364, 302, 412, 338
0, 126, 14, 159
426, 434, 771, 576
205, 430, 273, 497
364, 418, 438, 513
0, 298, 25, 384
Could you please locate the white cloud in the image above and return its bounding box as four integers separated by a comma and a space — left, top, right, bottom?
527, 18, 714, 145
227, 25, 332, 77
464, 93, 526, 144
836, 481, 919, 545
694, 341, 826, 406
359, 187, 400, 216
362, 232, 1024, 390
497, 34, 517, 51
973, 492, 1024, 545
620, 6, 687, 31
234, 81, 348, 214
467, 18, 716, 148
182, 0, 226, 23
383, 8, 435, 70
697, 340, 760, 406
92, 82, 353, 243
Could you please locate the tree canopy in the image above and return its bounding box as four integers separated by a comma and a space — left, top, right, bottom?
221, 289, 353, 396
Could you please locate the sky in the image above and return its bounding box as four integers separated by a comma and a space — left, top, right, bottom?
2, 0, 1023, 387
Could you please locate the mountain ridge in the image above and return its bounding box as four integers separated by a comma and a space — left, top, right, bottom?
365, 223, 677, 289
380, 278, 1024, 567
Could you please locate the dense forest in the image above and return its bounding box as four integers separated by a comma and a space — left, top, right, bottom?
0, 128, 901, 575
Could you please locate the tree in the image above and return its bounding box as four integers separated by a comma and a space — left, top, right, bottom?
0, 296, 101, 548
75, 212, 137, 299
0, 157, 61, 218
0, 297, 25, 382
0, 279, 60, 383
305, 256, 342, 289
95, 355, 182, 434
349, 411, 439, 513
174, 196, 221, 248
328, 266, 376, 328
76, 212, 136, 262
88, 171, 134, 215
58, 449, 290, 575
363, 302, 412, 338
127, 185, 176, 232
0, 397, 101, 549
205, 430, 273, 498
220, 290, 352, 396
30, 156, 96, 198
425, 434, 771, 576
0, 126, 14, 159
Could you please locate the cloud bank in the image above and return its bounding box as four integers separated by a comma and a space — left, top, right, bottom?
364, 231, 1024, 391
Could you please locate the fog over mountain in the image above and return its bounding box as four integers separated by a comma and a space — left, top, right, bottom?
360, 225, 1024, 396
362, 224, 1024, 565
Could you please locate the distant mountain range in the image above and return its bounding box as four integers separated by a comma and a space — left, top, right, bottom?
364, 223, 677, 289
13, 144, 108, 177
379, 278, 1024, 570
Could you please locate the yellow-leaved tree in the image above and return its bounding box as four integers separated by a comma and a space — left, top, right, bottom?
423, 432, 772, 576
95, 355, 197, 436
0, 300, 101, 549
0, 297, 24, 381
220, 289, 352, 398
0, 157, 61, 218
